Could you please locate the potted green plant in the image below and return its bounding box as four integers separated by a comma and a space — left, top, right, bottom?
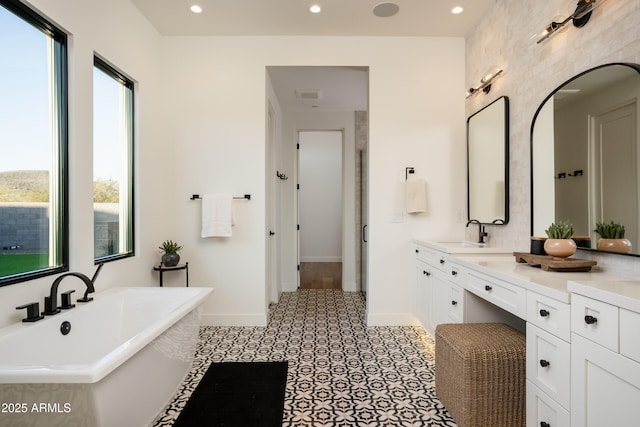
159, 240, 183, 267
594, 221, 632, 253
544, 221, 576, 259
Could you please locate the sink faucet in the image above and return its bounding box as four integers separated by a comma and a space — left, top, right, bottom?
466, 219, 488, 244
42, 264, 103, 315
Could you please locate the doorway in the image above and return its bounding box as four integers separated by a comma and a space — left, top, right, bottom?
266, 65, 368, 295
297, 130, 343, 289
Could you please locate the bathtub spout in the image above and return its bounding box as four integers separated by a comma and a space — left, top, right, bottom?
43, 272, 95, 315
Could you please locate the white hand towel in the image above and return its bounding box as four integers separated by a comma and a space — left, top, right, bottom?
405, 178, 427, 213
201, 194, 233, 237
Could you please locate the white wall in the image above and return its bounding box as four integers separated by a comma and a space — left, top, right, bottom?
0, 23, 464, 328
0, 0, 169, 328
465, 0, 640, 278
163, 36, 466, 326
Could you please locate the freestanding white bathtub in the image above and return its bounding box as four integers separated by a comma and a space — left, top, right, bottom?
0, 286, 212, 427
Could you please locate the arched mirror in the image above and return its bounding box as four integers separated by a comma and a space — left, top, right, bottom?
531, 63, 640, 255
467, 96, 509, 224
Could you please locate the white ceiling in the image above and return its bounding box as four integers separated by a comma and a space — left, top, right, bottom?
130, 0, 494, 111
131, 0, 494, 37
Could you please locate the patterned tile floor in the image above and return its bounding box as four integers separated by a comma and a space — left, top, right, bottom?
152, 290, 456, 427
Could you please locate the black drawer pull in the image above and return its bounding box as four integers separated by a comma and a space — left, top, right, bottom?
423, 270, 430, 276
584, 315, 598, 325
415, 249, 419, 253
440, 259, 445, 264
539, 309, 550, 317
484, 285, 492, 291
451, 270, 458, 276
539, 359, 550, 368
451, 301, 457, 306
541, 422, 551, 427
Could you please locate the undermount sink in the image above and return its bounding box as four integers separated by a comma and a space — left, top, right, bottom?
418, 240, 514, 254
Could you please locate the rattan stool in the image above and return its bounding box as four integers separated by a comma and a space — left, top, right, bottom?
435, 323, 525, 427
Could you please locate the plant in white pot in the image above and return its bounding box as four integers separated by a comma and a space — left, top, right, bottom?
544, 221, 576, 259
159, 240, 183, 267
594, 221, 632, 253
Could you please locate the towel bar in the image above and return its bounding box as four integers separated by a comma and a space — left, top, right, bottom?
190, 194, 251, 201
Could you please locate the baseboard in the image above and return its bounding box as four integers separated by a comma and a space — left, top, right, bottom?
281, 281, 298, 292
366, 313, 422, 327
201, 313, 268, 327
342, 280, 357, 292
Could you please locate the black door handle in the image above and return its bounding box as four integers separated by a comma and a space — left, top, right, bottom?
269, 231, 275, 236
362, 225, 368, 242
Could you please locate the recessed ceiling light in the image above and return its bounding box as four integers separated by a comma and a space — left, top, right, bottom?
310, 5, 321, 13
190, 4, 202, 13
452, 6, 464, 15
373, 2, 400, 18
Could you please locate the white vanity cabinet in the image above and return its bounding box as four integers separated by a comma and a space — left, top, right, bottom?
413, 240, 640, 427
415, 245, 440, 334
569, 292, 640, 427
414, 244, 466, 335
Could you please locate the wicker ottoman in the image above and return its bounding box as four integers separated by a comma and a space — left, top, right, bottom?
435, 323, 526, 427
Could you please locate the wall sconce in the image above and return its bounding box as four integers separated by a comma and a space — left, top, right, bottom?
534, 0, 609, 44
466, 67, 503, 98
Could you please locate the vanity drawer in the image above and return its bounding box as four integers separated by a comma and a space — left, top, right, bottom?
621, 308, 640, 363
571, 293, 619, 352
527, 291, 570, 341
527, 380, 570, 427
447, 283, 464, 323
414, 245, 448, 271
466, 272, 526, 318
527, 323, 571, 409
448, 262, 465, 283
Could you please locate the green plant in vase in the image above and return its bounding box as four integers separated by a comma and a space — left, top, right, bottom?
544, 221, 576, 259
594, 221, 632, 253
159, 240, 183, 267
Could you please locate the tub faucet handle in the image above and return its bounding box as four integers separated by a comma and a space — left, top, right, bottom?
16, 302, 45, 322
60, 290, 76, 310
43, 295, 61, 315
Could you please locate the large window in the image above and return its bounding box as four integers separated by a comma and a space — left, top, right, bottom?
0, 0, 68, 285
93, 57, 134, 261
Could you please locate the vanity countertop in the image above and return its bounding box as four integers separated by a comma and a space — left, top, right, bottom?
568, 279, 640, 313
413, 238, 514, 254
450, 254, 628, 303
414, 239, 630, 304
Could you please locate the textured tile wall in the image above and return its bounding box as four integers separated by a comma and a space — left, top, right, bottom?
465, 0, 640, 274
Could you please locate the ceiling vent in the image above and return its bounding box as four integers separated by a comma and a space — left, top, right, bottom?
295, 89, 323, 100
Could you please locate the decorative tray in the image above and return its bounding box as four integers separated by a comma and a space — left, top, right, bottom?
513, 252, 597, 272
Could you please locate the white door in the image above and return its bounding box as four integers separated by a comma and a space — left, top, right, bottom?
590, 101, 638, 244
297, 130, 343, 285
571, 333, 640, 427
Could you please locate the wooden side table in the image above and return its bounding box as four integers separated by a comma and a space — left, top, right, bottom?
153, 262, 189, 287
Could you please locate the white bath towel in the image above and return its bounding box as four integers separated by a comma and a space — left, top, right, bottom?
405, 178, 427, 213
201, 194, 233, 237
